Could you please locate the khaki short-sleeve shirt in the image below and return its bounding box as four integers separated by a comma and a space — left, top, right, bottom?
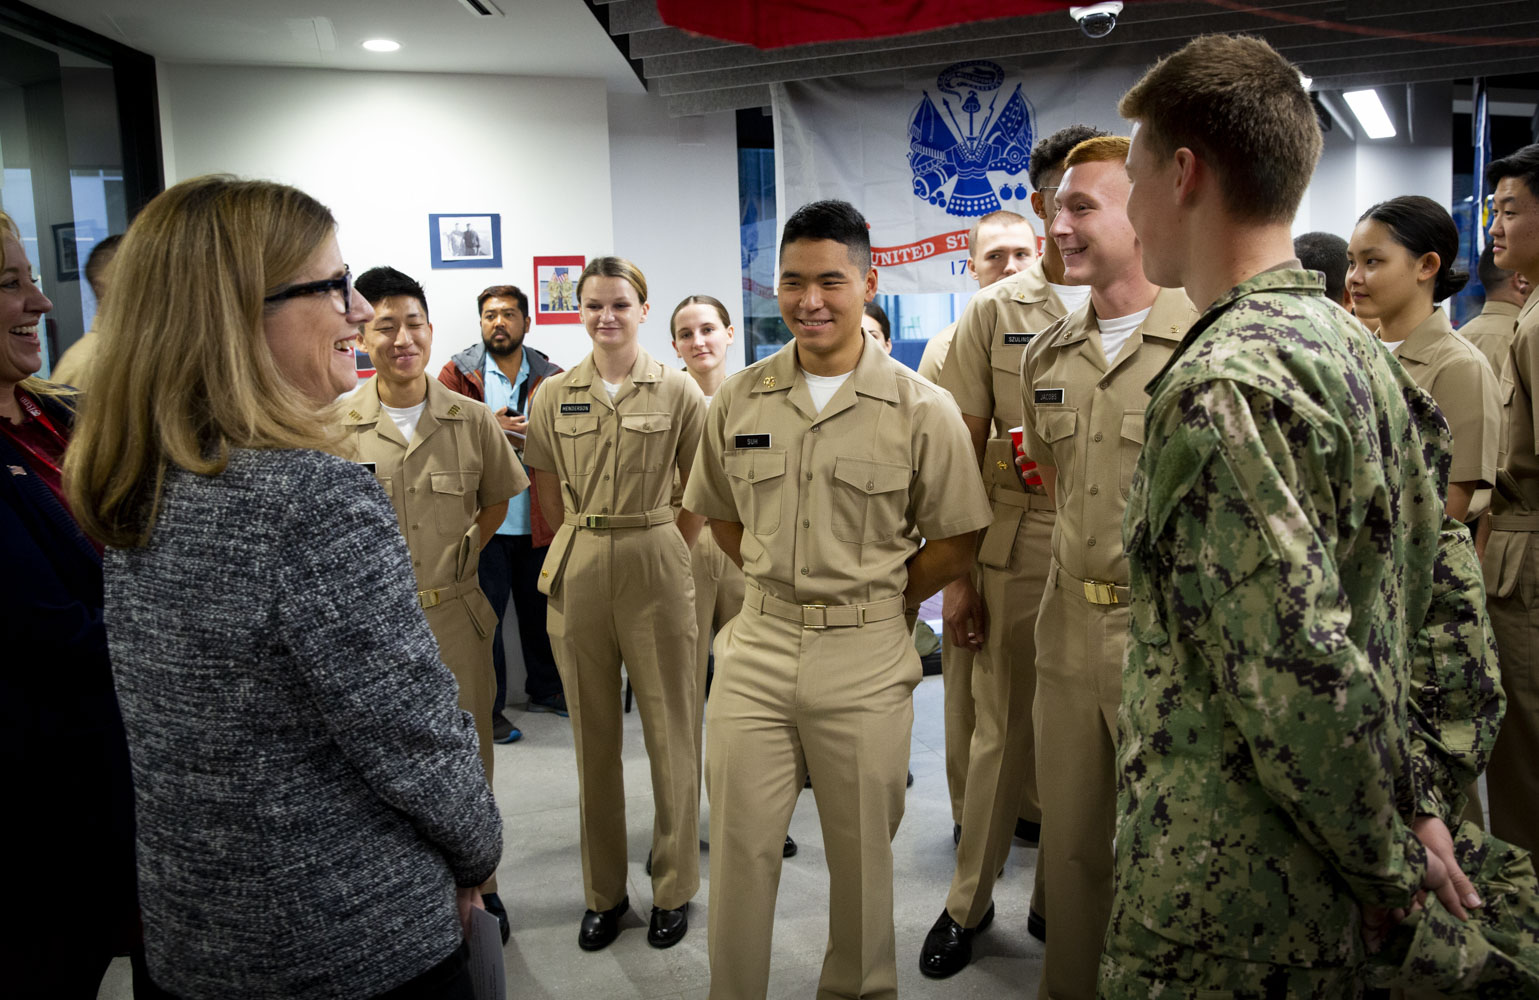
917, 322, 955, 384
1494, 294, 1539, 515
1461, 300, 1522, 380
1019, 287, 1196, 583
684, 339, 993, 606
342, 377, 528, 590
524, 349, 705, 517
1392, 309, 1501, 487
938, 260, 1066, 484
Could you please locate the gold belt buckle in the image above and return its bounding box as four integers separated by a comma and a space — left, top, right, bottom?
418, 589, 442, 609
802, 603, 827, 629
582, 514, 609, 528
1082, 580, 1118, 605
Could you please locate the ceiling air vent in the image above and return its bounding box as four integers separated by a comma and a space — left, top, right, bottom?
456, 0, 504, 15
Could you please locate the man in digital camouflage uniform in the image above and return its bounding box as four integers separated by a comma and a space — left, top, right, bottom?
1105, 34, 1505, 997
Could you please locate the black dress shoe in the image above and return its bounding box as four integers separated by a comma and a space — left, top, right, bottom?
1026, 907, 1047, 943
644, 849, 652, 876
919, 903, 994, 978
907, 770, 914, 788
783, 835, 797, 858
647, 901, 689, 948
952, 823, 961, 846
1014, 817, 1041, 847
481, 891, 510, 945
578, 896, 629, 951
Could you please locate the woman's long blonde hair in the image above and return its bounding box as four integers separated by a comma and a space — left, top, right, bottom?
65, 175, 343, 548
0, 209, 76, 406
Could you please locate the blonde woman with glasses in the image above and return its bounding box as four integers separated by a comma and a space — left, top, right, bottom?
66, 176, 501, 1000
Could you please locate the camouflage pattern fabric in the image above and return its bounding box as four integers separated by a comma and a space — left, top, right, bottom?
1408, 519, 1505, 827
1366, 824, 1539, 997
1107, 269, 1443, 988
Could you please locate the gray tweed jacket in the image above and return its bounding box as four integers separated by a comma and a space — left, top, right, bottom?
106, 448, 502, 999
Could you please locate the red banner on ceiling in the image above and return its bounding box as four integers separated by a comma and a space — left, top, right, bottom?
657, 1, 1148, 49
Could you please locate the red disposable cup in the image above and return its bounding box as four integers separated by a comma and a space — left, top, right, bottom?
1008, 426, 1042, 486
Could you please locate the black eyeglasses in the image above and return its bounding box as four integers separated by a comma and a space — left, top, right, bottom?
265, 265, 353, 313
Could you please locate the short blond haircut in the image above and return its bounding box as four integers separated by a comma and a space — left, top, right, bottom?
1119, 34, 1320, 223
1, 209, 76, 405
577, 256, 648, 304
967, 209, 1031, 259
65, 175, 343, 548
1064, 135, 1131, 168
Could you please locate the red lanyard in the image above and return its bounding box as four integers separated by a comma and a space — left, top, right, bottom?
4, 390, 69, 479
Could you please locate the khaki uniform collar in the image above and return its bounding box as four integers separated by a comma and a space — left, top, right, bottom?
750, 335, 900, 421
1394, 309, 1453, 365
564, 348, 662, 409
998, 257, 1055, 307
1044, 287, 1192, 352
1481, 300, 1522, 319
1517, 293, 1539, 325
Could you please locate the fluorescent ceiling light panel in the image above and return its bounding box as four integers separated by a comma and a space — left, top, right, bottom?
1344, 89, 1396, 139
362, 38, 401, 53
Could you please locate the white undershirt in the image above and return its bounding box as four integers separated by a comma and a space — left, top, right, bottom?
1381, 340, 1405, 354
380, 400, 427, 444
1049, 281, 1093, 314
801, 370, 852, 415
1096, 307, 1151, 365
601, 378, 623, 400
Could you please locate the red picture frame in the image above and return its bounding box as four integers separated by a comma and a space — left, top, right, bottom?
532, 255, 584, 325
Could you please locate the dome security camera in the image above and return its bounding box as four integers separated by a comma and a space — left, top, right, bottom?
1070, 2, 1123, 39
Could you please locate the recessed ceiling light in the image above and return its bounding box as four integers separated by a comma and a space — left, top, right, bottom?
361, 39, 401, 53
1344, 88, 1396, 139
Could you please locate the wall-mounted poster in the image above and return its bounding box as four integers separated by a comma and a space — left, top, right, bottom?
52, 222, 80, 280
429, 213, 502, 269
533, 255, 584, 325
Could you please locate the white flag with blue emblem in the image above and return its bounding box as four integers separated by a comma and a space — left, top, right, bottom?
773, 56, 1142, 294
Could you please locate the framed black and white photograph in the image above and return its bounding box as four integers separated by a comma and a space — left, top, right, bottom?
428, 213, 502, 269
52, 222, 80, 281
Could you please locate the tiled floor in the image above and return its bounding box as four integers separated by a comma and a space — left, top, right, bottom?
98, 669, 1044, 998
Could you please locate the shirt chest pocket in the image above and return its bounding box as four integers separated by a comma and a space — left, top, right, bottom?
429, 470, 481, 534
723, 450, 786, 534
830, 456, 910, 545
1035, 408, 1077, 505
990, 345, 1026, 417
1119, 410, 1145, 499
619, 412, 673, 473
555, 415, 601, 478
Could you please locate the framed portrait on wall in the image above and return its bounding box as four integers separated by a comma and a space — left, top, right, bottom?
52, 222, 80, 280
533, 255, 584, 325
429, 213, 502, 269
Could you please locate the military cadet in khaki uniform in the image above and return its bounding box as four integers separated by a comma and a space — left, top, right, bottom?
1017, 138, 1197, 1000
1463, 245, 1530, 378
523, 257, 706, 951
921, 129, 1104, 979
670, 294, 794, 859
1486, 143, 1539, 856
341, 267, 528, 939
684, 200, 992, 1000
1349, 196, 1501, 528
917, 212, 1038, 386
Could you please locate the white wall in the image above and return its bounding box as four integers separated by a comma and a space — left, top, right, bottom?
607, 92, 743, 375
157, 63, 614, 374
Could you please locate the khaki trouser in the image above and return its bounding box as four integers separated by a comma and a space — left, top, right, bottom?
546, 522, 701, 911
691, 526, 745, 776
1034, 564, 1126, 999
423, 579, 502, 895
705, 596, 918, 1000
942, 630, 977, 826
944, 498, 1052, 929
1485, 528, 1539, 855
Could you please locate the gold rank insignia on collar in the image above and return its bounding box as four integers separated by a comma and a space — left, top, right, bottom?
763, 375, 776, 388
447, 404, 461, 416
347, 410, 362, 420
